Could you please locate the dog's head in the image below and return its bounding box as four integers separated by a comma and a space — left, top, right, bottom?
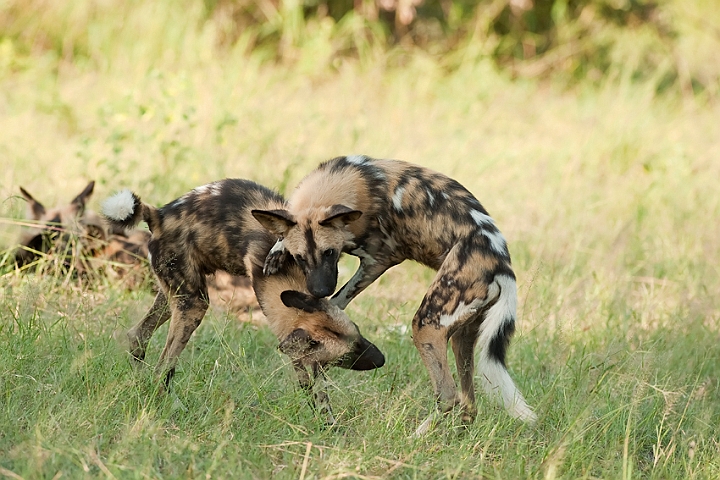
15, 181, 101, 268
252, 205, 361, 298
276, 290, 384, 371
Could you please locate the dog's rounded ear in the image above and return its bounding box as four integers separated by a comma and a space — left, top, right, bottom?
320, 205, 362, 227
281, 290, 323, 313
252, 209, 297, 236
278, 328, 319, 356
19, 187, 46, 220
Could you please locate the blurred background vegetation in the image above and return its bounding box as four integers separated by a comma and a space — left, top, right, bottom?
1, 0, 719, 96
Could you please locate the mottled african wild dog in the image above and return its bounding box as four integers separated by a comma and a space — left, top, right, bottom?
253, 155, 536, 433
102, 179, 385, 423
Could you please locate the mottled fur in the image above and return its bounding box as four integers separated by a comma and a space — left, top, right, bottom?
253, 156, 536, 433
102, 179, 384, 424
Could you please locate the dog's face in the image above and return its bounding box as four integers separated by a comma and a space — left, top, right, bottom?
277, 290, 384, 371
252, 205, 361, 297
15, 181, 99, 267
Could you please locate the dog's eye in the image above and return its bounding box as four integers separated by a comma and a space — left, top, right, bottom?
323, 249, 335, 258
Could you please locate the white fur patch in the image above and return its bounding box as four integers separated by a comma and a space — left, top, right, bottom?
345, 155, 367, 165
193, 183, 219, 195
426, 188, 435, 206
470, 209, 495, 228
439, 300, 481, 328
102, 190, 136, 221
480, 359, 537, 423
484, 230, 508, 255
470, 210, 507, 254
392, 186, 405, 212
269, 239, 285, 254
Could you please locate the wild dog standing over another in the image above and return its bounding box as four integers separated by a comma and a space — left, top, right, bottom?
253, 156, 536, 433
102, 179, 385, 424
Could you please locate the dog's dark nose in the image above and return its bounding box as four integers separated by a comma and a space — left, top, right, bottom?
348, 339, 385, 371
306, 258, 339, 298
307, 272, 336, 298
308, 283, 334, 298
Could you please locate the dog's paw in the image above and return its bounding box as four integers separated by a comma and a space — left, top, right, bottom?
263, 241, 288, 275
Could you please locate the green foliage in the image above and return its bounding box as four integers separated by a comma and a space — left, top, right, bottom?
1, 0, 719, 93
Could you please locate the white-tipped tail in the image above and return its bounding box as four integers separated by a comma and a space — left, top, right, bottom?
102, 189, 136, 221
477, 275, 537, 423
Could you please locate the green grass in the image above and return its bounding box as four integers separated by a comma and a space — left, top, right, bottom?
2, 1, 720, 478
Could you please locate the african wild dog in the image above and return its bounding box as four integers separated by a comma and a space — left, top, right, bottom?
12, 181, 150, 285
14, 181, 98, 271
102, 179, 385, 424
252, 155, 536, 434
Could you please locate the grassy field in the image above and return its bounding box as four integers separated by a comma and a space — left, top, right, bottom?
2, 1, 720, 478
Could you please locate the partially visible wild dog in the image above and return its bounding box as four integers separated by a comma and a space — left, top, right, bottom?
12, 182, 151, 286
102, 179, 385, 423
15, 182, 97, 268
253, 155, 536, 434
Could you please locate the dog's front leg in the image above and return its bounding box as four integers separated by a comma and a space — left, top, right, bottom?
263, 239, 289, 275
331, 252, 395, 309
311, 364, 336, 426
293, 362, 336, 426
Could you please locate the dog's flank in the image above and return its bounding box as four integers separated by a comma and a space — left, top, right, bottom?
102, 179, 384, 423
253, 156, 535, 432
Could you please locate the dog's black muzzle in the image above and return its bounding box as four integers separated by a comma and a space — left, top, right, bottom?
306, 259, 339, 298
338, 336, 385, 371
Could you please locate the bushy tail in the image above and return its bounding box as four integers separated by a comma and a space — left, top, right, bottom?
102, 190, 159, 233
477, 274, 537, 423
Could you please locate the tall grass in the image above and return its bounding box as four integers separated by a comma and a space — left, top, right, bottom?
2, 0, 720, 478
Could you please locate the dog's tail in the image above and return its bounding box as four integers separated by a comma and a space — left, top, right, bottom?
476, 273, 537, 423
102, 190, 161, 233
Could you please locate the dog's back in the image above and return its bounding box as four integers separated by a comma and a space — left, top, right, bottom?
291, 156, 511, 270
142, 179, 284, 283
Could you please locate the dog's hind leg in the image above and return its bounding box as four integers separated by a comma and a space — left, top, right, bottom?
155, 289, 209, 387
412, 299, 468, 437
450, 318, 483, 424
411, 243, 494, 435
127, 291, 171, 363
